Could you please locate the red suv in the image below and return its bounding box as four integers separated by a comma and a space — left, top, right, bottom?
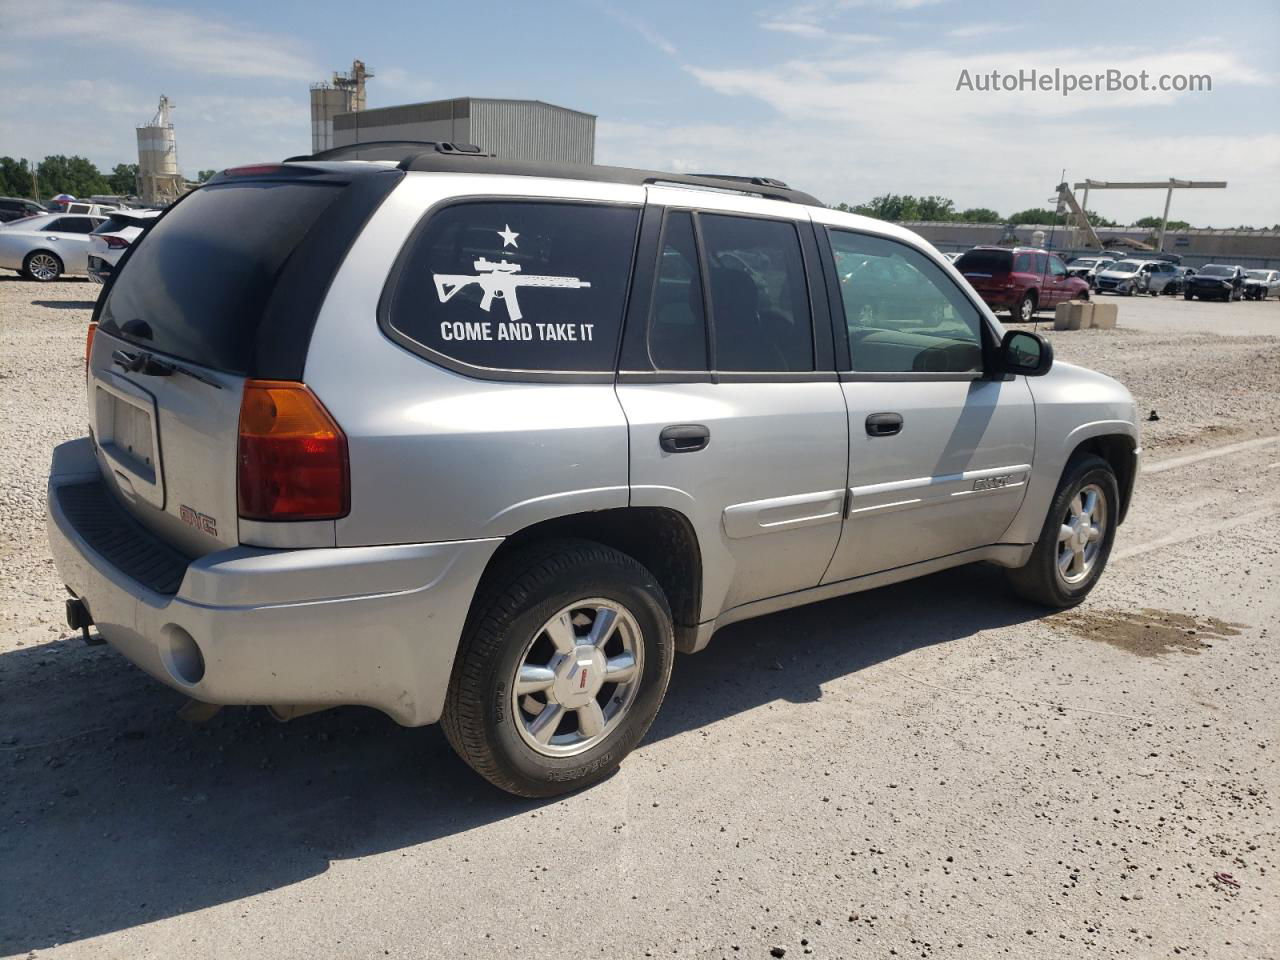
954, 246, 1089, 322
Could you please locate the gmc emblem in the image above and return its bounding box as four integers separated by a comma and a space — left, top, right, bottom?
179, 505, 218, 537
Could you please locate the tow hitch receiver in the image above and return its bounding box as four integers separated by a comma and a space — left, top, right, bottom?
65, 596, 102, 645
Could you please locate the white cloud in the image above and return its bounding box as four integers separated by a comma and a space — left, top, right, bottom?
602, 39, 1278, 225
375, 67, 435, 103
0, 0, 318, 80
947, 24, 1017, 39
761, 20, 881, 43
593, 3, 679, 56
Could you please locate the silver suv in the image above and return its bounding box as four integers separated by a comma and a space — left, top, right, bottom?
48, 147, 1140, 797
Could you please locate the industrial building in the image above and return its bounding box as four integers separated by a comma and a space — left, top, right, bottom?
309, 60, 595, 164
905, 221, 1280, 269
332, 97, 595, 164
310, 60, 372, 154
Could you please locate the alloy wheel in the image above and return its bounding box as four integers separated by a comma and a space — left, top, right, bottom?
27, 253, 59, 281
1057, 483, 1108, 585
511, 598, 644, 758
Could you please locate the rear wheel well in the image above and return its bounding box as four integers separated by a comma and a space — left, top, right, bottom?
1068, 434, 1136, 523
476, 508, 703, 651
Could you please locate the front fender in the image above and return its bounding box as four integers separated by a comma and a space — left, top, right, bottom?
1000, 363, 1139, 545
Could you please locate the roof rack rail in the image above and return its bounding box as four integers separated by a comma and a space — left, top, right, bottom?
285, 140, 493, 163
689, 174, 792, 189
394, 152, 820, 205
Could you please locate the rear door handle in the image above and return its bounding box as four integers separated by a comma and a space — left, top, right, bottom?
659, 424, 710, 453
865, 412, 903, 437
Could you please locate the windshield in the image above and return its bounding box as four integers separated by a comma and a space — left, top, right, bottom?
1246, 270, 1269, 280
1068, 259, 1097, 267
1107, 261, 1142, 272
1199, 265, 1232, 277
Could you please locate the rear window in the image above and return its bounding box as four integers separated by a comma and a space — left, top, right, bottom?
99, 181, 341, 373
94, 216, 134, 234
383, 200, 641, 374
954, 249, 1012, 274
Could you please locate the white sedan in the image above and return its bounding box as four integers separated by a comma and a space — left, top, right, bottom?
0, 212, 108, 280
88, 209, 161, 284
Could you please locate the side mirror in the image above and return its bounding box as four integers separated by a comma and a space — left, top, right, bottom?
999, 330, 1053, 377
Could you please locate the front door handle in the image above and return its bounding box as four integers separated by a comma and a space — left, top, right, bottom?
865, 412, 903, 437
659, 424, 710, 453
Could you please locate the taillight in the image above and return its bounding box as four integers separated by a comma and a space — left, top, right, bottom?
103, 235, 130, 249
85, 322, 97, 370
237, 380, 349, 521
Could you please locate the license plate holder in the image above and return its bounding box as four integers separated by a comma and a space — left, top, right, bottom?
94, 377, 165, 509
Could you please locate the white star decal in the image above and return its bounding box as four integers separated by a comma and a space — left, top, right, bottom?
497, 224, 519, 248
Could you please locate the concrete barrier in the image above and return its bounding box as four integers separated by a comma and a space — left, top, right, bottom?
1091, 302, 1118, 329
1054, 300, 1093, 330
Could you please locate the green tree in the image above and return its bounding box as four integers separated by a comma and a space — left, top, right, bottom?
197, 169, 217, 183
1083, 209, 1117, 227
958, 207, 1001, 223
0, 156, 36, 198
36, 155, 109, 200
1133, 215, 1190, 230
1006, 207, 1060, 225
107, 163, 139, 195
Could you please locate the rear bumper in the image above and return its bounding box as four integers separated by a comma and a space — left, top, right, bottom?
46, 438, 501, 726
974, 289, 1017, 308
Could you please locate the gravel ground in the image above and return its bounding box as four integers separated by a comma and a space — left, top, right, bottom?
0, 279, 1277, 959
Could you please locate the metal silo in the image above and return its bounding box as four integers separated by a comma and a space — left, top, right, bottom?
136, 96, 184, 206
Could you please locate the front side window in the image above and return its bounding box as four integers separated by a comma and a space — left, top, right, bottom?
385, 201, 640, 373
699, 214, 813, 372
829, 230, 985, 374
1049, 256, 1066, 276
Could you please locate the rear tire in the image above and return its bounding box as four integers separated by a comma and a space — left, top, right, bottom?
22, 251, 62, 282
1011, 291, 1036, 322
1005, 455, 1119, 608
441, 539, 675, 798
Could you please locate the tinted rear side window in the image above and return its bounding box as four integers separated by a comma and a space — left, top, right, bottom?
384, 201, 640, 374
700, 214, 813, 372
955, 250, 1012, 274
99, 181, 341, 373
648, 211, 708, 371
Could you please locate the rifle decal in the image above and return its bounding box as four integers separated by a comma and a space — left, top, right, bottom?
432, 257, 592, 324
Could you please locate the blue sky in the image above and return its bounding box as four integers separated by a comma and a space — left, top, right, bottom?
2, 0, 1276, 225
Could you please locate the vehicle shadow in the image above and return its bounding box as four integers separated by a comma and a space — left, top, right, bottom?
31, 299, 98, 309
0, 562, 1045, 952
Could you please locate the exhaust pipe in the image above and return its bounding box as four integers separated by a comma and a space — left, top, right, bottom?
267, 704, 332, 723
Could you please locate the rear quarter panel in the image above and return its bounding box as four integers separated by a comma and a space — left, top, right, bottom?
305, 173, 645, 547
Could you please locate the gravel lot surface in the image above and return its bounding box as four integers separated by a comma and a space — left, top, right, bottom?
1, 279, 1277, 959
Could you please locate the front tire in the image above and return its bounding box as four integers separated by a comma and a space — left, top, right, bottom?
22, 251, 63, 282
442, 539, 675, 797
1006, 455, 1119, 608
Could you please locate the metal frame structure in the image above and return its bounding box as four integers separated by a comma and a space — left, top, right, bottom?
1073, 178, 1227, 252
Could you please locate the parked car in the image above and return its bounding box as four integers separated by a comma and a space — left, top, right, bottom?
87, 209, 161, 284
954, 245, 1090, 321
1161, 266, 1196, 296
1243, 269, 1280, 300
1093, 259, 1178, 296
48, 152, 1139, 798
1184, 264, 1246, 301
1064, 254, 1117, 286
0, 212, 108, 280
0, 196, 47, 224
